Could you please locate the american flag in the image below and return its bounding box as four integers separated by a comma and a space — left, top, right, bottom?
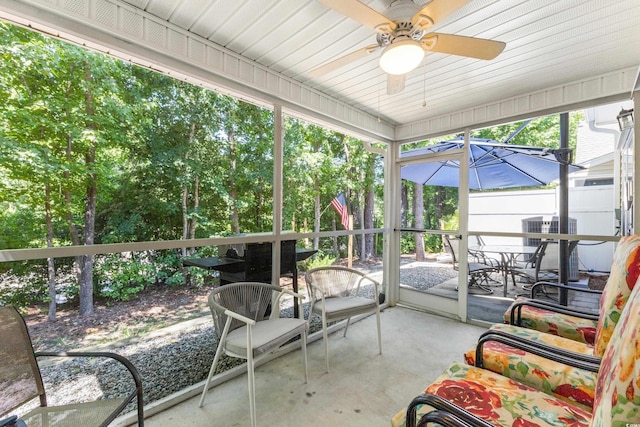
331, 192, 350, 230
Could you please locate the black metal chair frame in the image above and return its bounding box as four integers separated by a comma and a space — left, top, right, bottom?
443, 235, 500, 294
0, 305, 144, 427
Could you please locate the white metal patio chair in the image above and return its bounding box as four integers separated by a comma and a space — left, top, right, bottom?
198, 282, 308, 427
304, 266, 382, 373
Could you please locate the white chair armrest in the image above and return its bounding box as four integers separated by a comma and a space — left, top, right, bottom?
282, 289, 306, 300
224, 309, 256, 326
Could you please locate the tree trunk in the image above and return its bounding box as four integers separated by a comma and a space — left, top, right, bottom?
62, 72, 83, 287
181, 187, 189, 257
45, 181, 56, 322
79, 61, 96, 316
434, 186, 446, 228
189, 175, 199, 255
229, 129, 240, 233
364, 158, 375, 258
313, 140, 320, 250
364, 187, 374, 258
332, 217, 338, 254
401, 182, 409, 228
414, 183, 425, 261
359, 191, 365, 261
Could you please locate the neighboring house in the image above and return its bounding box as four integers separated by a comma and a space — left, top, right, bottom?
571, 102, 621, 187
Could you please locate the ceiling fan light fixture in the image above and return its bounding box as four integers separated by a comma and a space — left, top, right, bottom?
379, 39, 424, 75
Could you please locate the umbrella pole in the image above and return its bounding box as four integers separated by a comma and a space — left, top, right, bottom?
559, 113, 570, 305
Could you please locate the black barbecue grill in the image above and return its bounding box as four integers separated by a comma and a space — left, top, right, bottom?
183, 239, 316, 317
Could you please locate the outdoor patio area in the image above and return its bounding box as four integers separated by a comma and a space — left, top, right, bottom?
120, 305, 487, 427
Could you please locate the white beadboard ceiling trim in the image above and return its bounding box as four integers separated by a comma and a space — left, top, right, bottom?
395, 66, 638, 143
0, 0, 637, 144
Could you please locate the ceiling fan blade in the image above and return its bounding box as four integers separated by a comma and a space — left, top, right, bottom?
412, 0, 472, 30
422, 33, 505, 60
319, 0, 396, 33
387, 73, 405, 95
309, 44, 380, 78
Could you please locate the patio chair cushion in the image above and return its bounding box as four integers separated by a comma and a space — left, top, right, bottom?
500, 234, 640, 350
224, 317, 308, 357
591, 275, 640, 425
464, 323, 597, 408
502, 300, 597, 345
390, 361, 592, 427
312, 296, 377, 321
593, 234, 640, 356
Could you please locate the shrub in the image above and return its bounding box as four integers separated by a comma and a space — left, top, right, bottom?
95, 253, 154, 301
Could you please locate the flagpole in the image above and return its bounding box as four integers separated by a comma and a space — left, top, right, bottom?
319, 201, 333, 218
347, 215, 353, 268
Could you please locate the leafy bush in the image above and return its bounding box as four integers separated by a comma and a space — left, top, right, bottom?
302, 251, 337, 270
0, 272, 48, 309
400, 233, 415, 254
95, 253, 154, 301
153, 250, 187, 287
425, 234, 444, 253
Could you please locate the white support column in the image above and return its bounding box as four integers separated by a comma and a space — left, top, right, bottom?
272, 105, 283, 290
633, 88, 639, 234
457, 130, 470, 322
383, 142, 400, 305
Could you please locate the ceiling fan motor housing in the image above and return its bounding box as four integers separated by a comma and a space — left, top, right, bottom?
376, 21, 425, 47
376, 0, 428, 47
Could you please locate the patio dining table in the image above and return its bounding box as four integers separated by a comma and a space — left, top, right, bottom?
469, 244, 539, 297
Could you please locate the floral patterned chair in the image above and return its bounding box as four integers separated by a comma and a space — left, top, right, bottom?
502, 234, 640, 345
391, 267, 640, 427
461, 234, 640, 408
504, 281, 601, 345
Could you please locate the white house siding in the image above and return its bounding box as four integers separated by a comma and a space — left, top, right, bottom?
469, 186, 615, 273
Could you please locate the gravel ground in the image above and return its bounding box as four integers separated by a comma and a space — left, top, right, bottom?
14, 259, 457, 420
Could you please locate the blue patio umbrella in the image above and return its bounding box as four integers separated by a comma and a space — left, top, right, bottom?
400, 137, 581, 190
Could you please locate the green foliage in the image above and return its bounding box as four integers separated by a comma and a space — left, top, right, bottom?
303, 252, 337, 270
95, 253, 154, 301
424, 234, 443, 253
153, 250, 188, 287
0, 272, 48, 309
400, 233, 415, 255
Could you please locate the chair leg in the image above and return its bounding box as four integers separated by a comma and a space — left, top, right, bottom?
199, 318, 232, 408
343, 317, 352, 337
322, 310, 330, 373
247, 328, 257, 427
375, 307, 382, 355
301, 329, 308, 384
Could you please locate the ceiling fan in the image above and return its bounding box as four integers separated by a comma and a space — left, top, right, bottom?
311, 0, 506, 94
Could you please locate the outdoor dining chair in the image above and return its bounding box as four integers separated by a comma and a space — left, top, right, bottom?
443, 235, 499, 294
198, 282, 308, 427
304, 266, 382, 373
0, 305, 144, 427
508, 240, 579, 292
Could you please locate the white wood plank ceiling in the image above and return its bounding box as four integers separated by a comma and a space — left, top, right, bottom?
1, 0, 639, 141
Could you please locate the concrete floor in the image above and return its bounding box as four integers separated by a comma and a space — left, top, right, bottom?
137, 306, 486, 427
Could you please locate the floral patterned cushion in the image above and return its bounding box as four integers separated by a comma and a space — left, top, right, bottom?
591, 269, 640, 426
503, 299, 597, 345
464, 323, 597, 408
390, 361, 592, 427
594, 234, 640, 356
